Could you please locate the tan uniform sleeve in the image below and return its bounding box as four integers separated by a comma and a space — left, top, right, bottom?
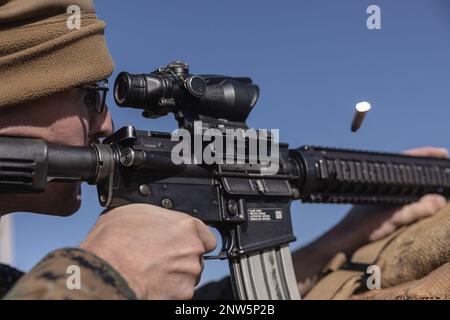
3, 248, 136, 300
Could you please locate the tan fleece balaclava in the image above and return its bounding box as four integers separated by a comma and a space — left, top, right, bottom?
0, 0, 114, 108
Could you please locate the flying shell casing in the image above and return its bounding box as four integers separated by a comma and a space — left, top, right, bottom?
351, 102, 371, 132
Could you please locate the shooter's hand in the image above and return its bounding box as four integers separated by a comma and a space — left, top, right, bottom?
80, 203, 217, 300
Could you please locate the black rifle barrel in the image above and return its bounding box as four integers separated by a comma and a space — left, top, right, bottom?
51, 142, 450, 206
292, 146, 450, 204
0, 137, 100, 192
47, 143, 99, 182
2, 136, 450, 205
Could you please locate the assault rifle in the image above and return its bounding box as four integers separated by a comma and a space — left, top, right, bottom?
1, 61, 450, 300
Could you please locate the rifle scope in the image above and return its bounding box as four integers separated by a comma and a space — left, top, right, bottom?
113, 61, 260, 123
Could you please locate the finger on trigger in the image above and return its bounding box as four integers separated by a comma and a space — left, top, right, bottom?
193, 219, 217, 253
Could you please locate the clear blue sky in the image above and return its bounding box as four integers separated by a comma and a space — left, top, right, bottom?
11, 0, 450, 287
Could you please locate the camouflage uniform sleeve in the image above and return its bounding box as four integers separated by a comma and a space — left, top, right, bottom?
0, 264, 24, 297
3, 248, 137, 300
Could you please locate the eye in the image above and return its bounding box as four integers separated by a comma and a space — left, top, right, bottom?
83, 90, 97, 109
77, 79, 109, 114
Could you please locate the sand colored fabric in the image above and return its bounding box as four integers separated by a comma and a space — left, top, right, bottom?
377, 205, 450, 287
305, 204, 450, 300
305, 227, 403, 300
353, 262, 450, 300
0, 0, 114, 108
304, 269, 362, 300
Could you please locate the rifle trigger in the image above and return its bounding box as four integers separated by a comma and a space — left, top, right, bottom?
204, 252, 228, 260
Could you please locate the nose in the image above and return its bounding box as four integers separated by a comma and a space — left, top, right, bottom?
89, 104, 114, 140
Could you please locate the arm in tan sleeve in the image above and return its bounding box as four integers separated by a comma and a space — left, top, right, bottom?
3, 248, 137, 300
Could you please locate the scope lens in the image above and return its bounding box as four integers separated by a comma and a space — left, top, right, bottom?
114, 72, 132, 106
185, 76, 207, 97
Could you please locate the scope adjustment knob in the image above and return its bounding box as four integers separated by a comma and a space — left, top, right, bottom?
185, 75, 207, 98
168, 61, 189, 76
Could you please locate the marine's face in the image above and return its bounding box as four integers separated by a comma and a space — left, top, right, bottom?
0, 87, 114, 216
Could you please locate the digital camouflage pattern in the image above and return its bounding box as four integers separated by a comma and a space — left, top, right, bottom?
1, 248, 136, 300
